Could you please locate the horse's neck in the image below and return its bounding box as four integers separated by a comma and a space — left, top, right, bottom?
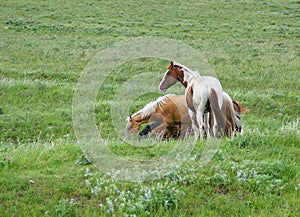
133, 113, 150, 124
183, 69, 200, 88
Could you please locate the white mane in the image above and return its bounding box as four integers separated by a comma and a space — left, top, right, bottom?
131, 94, 175, 119
174, 62, 194, 73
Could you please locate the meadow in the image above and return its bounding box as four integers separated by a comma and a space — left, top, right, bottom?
0, 0, 299, 216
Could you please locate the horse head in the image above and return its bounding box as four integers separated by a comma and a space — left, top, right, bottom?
233, 100, 249, 114
125, 114, 142, 137
159, 61, 185, 92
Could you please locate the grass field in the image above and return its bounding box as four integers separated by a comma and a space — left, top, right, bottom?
1, 0, 299, 216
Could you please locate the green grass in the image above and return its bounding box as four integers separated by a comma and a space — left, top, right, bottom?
1, 0, 299, 216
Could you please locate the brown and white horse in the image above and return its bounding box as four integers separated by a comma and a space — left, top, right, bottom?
159, 61, 225, 139
125, 94, 191, 139
219, 92, 248, 137
126, 93, 248, 139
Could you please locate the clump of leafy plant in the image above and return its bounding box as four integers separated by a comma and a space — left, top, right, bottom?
84, 166, 196, 215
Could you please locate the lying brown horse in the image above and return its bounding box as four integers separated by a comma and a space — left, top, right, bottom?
126, 93, 247, 139
125, 94, 191, 139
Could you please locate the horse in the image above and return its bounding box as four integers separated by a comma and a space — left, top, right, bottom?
159, 61, 225, 139
218, 93, 248, 138
127, 93, 248, 139
138, 92, 248, 139
125, 94, 192, 139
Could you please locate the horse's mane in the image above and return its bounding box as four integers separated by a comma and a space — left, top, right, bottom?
174, 62, 200, 76
174, 62, 200, 83
131, 94, 175, 119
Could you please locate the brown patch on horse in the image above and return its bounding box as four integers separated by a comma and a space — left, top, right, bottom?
168, 62, 184, 84
176, 67, 185, 86
166, 62, 186, 87
186, 86, 196, 112
221, 100, 234, 138
171, 64, 185, 86
233, 100, 249, 114
209, 88, 226, 138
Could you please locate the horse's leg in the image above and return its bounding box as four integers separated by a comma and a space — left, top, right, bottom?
166, 125, 177, 139
158, 129, 169, 139
196, 97, 209, 139
196, 111, 205, 139
204, 112, 210, 138
178, 124, 188, 139
151, 121, 168, 138
210, 109, 224, 138
188, 109, 199, 139
174, 125, 181, 139
209, 88, 226, 138
213, 115, 219, 137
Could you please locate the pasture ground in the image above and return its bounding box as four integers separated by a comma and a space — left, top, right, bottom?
0, 0, 299, 216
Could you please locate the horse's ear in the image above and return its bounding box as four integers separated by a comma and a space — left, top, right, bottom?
170, 61, 174, 68
126, 116, 132, 122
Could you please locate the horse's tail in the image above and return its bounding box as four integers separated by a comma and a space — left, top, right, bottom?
233, 100, 249, 114
209, 88, 226, 137
223, 93, 242, 135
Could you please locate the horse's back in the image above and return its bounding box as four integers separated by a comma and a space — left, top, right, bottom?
161, 95, 191, 124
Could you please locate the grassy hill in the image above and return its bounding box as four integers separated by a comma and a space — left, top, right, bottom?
0, 0, 299, 216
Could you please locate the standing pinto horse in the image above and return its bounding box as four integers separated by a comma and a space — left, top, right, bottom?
159, 61, 225, 139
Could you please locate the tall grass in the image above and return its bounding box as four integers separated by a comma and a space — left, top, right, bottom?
0, 0, 299, 216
